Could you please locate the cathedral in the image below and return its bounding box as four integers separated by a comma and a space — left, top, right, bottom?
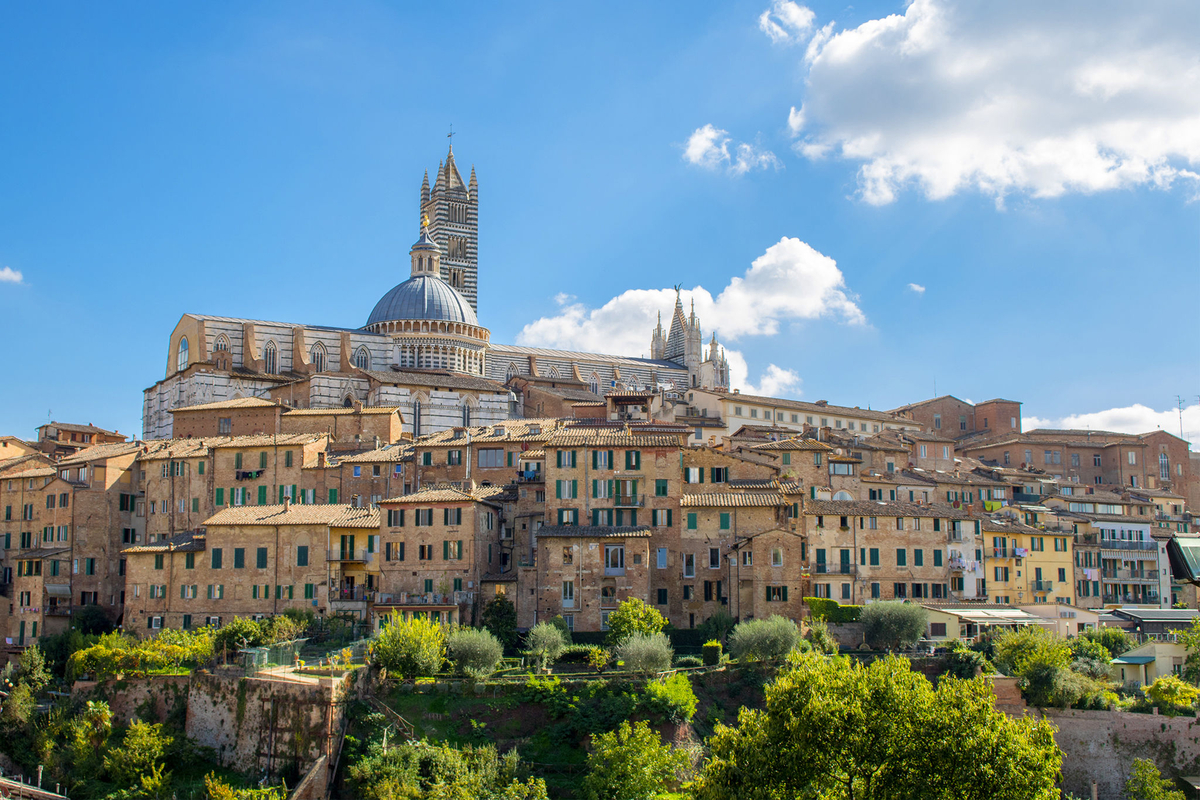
143, 145, 730, 440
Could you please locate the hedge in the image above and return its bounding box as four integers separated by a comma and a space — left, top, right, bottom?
804, 598, 863, 624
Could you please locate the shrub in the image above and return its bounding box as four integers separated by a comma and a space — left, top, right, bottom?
702, 640, 723, 666
1068, 636, 1110, 664
1023, 662, 1102, 708
1145, 675, 1200, 716
643, 673, 698, 723
729, 616, 800, 662
615, 633, 673, 673
675, 656, 703, 668
1071, 656, 1112, 680
556, 644, 596, 664
548, 615, 574, 645
526, 622, 567, 668
942, 642, 988, 679
1125, 757, 1185, 800
860, 602, 927, 651
1081, 627, 1134, 658
697, 609, 735, 644
481, 595, 519, 651
803, 597, 863, 624
213, 617, 267, 653
805, 619, 839, 655
605, 598, 668, 647
587, 646, 610, 673
447, 628, 503, 679
992, 627, 1072, 678
582, 720, 689, 800
373, 616, 446, 680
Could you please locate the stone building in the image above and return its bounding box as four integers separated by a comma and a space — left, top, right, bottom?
801, 500, 982, 605
374, 486, 506, 627
981, 514, 1075, 606
34, 422, 128, 459
890, 396, 1023, 440
532, 525, 651, 632
122, 503, 378, 633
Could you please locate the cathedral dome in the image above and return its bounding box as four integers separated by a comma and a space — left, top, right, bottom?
366, 274, 479, 328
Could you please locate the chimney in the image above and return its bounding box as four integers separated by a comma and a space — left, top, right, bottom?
317, 452, 326, 468
283, 495, 291, 510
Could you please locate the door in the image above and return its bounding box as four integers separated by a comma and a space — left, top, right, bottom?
18, 621, 25, 646
340, 534, 355, 560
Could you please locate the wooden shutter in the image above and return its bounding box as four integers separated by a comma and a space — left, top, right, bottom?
571, 480, 577, 499
443, 541, 450, 560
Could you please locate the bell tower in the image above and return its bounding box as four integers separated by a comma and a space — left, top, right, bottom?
421, 138, 479, 313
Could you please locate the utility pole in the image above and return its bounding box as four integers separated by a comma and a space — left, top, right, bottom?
1177, 395, 1186, 440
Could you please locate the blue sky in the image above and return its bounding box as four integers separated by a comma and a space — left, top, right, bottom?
1, 0, 1197, 442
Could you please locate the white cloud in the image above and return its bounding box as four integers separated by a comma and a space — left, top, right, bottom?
516, 237, 863, 392
741, 364, 802, 397
759, 1, 817, 45
683, 124, 782, 176
785, 0, 1200, 205
1025, 403, 1200, 446
907, 283, 926, 294
0, 267, 23, 285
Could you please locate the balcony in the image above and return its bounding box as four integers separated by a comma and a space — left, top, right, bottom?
993, 548, 1009, 558
380, 591, 475, 606
1031, 581, 1054, 593
1104, 568, 1157, 581
327, 549, 369, 563
604, 566, 626, 577
949, 531, 965, 542
516, 471, 543, 483
1100, 540, 1157, 551
948, 558, 968, 570
613, 495, 644, 508
44, 606, 70, 616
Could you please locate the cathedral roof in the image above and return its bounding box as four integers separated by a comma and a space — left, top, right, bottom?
366, 274, 479, 328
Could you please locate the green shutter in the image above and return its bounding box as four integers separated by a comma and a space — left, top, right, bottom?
592, 450, 598, 469
571, 480, 577, 499
215, 488, 224, 506
592, 479, 598, 498
443, 540, 450, 560
457, 540, 463, 559
667, 509, 673, 526
258, 486, 267, 505
687, 512, 697, 530
556, 481, 562, 500
291, 485, 297, 502
556, 450, 562, 468
782, 586, 788, 601
607, 450, 613, 468
766, 586, 772, 602
607, 479, 613, 498
329, 488, 338, 503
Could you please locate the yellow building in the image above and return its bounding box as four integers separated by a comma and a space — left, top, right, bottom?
982, 516, 1074, 606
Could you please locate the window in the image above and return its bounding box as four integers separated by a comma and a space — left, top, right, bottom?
562, 580, 575, 608
687, 513, 697, 530
655, 479, 668, 496
256, 547, 268, 568
710, 467, 727, 483
896, 548, 906, 567
782, 453, 792, 465
959, 415, 967, 431
211, 548, 223, 569
652, 509, 672, 527
478, 448, 504, 468
177, 337, 189, 372
684, 554, 695, 578
1159, 452, 1170, 480
719, 513, 730, 530
233, 548, 245, 568
624, 450, 641, 470
771, 547, 783, 567
656, 547, 668, 568
605, 545, 625, 574
765, 586, 787, 602
1128, 451, 1136, 465
869, 548, 879, 566
354, 346, 370, 370
447, 450, 462, 466
707, 547, 721, 569
933, 414, 941, 430
263, 341, 278, 374
684, 467, 703, 484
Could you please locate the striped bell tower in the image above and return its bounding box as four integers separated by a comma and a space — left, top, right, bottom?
421, 141, 479, 313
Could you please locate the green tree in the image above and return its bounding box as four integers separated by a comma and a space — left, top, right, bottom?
582, 720, 688, 800
992, 626, 1071, 677
372, 616, 446, 680
81, 700, 113, 761
698, 609, 736, 644
1125, 758, 1185, 800
213, 617, 267, 654
525, 622, 566, 668
729, 616, 802, 662
860, 602, 928, 651
73, 604, 115, 636
604, 598, 667, 647
1081, 626, 1134, 659
804, 618, 839, 655
642, 673, 698, 723
347, 740, 548, 800
447, 628, 504, 679
614, 632, 673, 673
1068, 636, 1110, 664
1144, 675, 1200, 715
104, 719, 172, 787
0, 683, 36, 730
16, 646, 51, 693
1175, 617, 1200, 684
481, 595, 519, 651
692, 653, 1061, 800
548, 615, 574, 645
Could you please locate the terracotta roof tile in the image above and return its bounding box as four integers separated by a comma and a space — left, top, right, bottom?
204, 503, 380, 528
803, 499, 976, 519
680, 492, 786, 508
536, 525, 651, 538
170, 397, 284, 413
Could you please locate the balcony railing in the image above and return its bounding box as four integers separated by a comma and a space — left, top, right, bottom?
605, 566, 626, 577
1031, 581, 1054, 592
948, 558, 968, 570
328, 549, 369, 563
381, 591, 475, 606
1099, 540, 1157, 551
516, 472, 543, 483
331, 587, 371, 602
44, 606, 71, 616
613, 495, 644, 508
993, 548, 1009, 558
1104, 568, 1157, 581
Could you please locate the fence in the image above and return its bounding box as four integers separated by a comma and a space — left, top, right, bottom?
240, 638, 309, 676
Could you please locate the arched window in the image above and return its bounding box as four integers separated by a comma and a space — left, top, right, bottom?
832, 491, 854, 501
343, 395, 354, 408
547, 366, 560, 379
310, 343, 327, 373
354, 346, 370, 370
589, 373, 600, 395
214, 335, 229, 352
263, 341, 278, 375
506, 362, 520, 381
176, 337, 189, 372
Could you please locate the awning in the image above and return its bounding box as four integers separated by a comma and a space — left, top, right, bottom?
44, 584, 71, 598
1167, 536, 1200, 584
1112, 656, 1155, 665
